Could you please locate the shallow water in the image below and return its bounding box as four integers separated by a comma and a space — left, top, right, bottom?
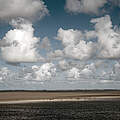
0, 101, 120, 120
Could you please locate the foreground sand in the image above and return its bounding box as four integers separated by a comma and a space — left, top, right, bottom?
0, 90, 120, 104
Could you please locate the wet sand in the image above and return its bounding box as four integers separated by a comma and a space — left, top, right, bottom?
0, 90, 120, 104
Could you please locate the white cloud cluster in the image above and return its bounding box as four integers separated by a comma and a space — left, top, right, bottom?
0, 0, 48, 21
0, 60, 120, 88
56, 28, 96, 60
65, 61, 116, 81
55, 15, 120, 61
65, 0, 107, 14
0, 63, 57, 87
65, 62, 95, 80
14, 63, 56, 81
1, 18, 44, 63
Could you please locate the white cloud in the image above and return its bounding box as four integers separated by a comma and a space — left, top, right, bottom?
64, 40, 96, 60
58, 60, 70, 70
0, 61, 120, 87
65, 63, 95, 81
91, 15, 120, 59
58, 59, 86, 72
85, 30, 97, 40
31, 63, 56, 81
64, 62, 95, 80
79, 61, 117, 81
12, 63, 56, 81
67, 67, 80, 80
56, 28, 84, 46
55, 15, 120, 61
65, 0, 107, 15
47, 50, 64, 60
0, 0, 48, 21
80, 63, 95, 76
0, 63, 56, 85
1, 18, 44, 63
56, 28, 96, 60
0, 67, 11, 81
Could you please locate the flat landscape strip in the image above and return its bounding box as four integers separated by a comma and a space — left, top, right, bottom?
0, 96, 120, 104
0, 91, 120, 104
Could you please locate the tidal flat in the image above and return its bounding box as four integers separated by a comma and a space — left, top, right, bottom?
0, 90, 120, 119
0, 101, 120, 120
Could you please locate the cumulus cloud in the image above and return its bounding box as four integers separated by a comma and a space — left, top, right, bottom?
67, 67, 80, 80
0, 63, 56, 87
91, 15, 120, 59
56, 28, 84, 46
0, 60, 120, 87
0, 67, 11, 82
65, 62, 104, 80
85, 30, 97, 41
63, 40, 96, 60
58, 60, 70, 71
58, 59, 86, 71
17, 63, 56, 81
80, 63, 95, 76
0, 0, 48, 21
64, 60, 118, 81
56, 28, 96, 60
32, 63, 56, 81
65, 63, 95, 80
55, 15, 120, 61
47, 50, 64, 60
65, 0, 107, 15
1, 18, 44, 63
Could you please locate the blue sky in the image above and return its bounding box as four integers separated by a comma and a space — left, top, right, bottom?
0, 0, 120, 90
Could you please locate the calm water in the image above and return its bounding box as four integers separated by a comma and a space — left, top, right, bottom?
0, 101, 120, 120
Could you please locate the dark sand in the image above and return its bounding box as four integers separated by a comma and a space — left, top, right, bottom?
0, 100, 120, 120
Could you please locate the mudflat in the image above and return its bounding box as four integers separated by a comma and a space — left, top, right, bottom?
0, 90, 120, 119
1, 101, 120, 120
0, 90, 120, 103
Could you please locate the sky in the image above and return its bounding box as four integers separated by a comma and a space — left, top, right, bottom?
0, 0, 120, 90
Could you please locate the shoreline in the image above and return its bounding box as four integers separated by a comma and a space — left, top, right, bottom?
0, 90, 120, 104
0, 96, 120, 104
